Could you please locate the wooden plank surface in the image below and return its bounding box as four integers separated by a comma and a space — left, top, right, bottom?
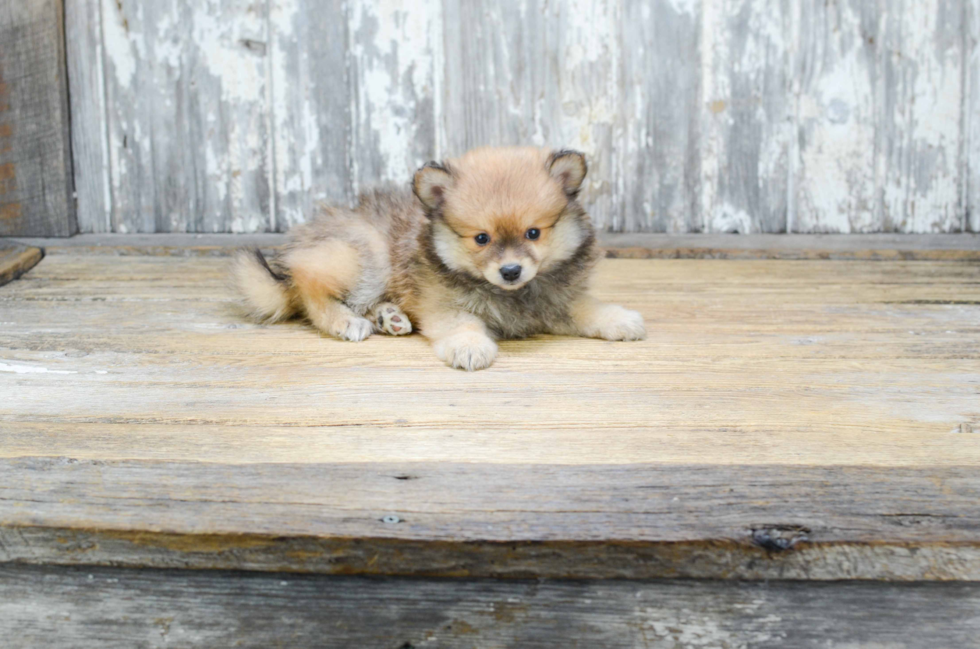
0, 0, 75, 236
3, 460, 980, 580
3, 565, 980, 649
2, 252, 980, 578
6, 232, 980, 259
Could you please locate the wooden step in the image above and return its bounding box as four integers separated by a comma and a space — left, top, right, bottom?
2, 245, 979, 582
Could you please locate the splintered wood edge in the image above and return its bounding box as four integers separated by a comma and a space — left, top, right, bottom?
3, 526, 980, 581
0, 244, 44, 286
3, 461, 980, 581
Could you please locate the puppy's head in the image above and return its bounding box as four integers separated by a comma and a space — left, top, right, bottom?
414, 147, 590, 290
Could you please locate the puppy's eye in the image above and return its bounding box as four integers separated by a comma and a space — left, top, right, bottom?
525, 228, 541, 240
474, 233, 490, 246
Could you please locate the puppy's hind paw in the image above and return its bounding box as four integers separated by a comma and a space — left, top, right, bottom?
335, 316, 374, 342
434, 331, 498, 371
371, 302, 413, 336
591, 305, 647, 341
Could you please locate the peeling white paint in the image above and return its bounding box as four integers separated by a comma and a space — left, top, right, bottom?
879, 0, 963, 233
73, 0, 973, 234
190, 6, 266, 105
796, 1, 876, 233
666, 0, 699, 17
100, 0, 137, 89
710, 203, 753, 233
349, 0, 441, 185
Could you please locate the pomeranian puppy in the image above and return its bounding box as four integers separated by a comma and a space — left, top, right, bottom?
232, 146, 645, 370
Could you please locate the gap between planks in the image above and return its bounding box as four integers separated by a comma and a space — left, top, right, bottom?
3, 233, 980, 260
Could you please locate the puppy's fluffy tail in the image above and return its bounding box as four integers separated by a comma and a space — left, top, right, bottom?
231, 248, 295, 322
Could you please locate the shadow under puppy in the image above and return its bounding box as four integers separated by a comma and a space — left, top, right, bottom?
232, 146, 646, 370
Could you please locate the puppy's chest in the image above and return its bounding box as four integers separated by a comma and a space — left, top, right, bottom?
455, 281, 579, 338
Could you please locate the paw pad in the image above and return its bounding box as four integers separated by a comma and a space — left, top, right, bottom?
373, 303, 413, 336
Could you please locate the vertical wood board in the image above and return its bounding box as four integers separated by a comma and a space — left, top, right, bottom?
966, 0, 980, 232
700, 0, 796, 234
99, 0, 271, 233
877, 0, 964, 232
794, 0, 878, 233
0, 0, 76, 237
65, 0, 111, 233
346, 0, 441, 195
268, 0, 351, 231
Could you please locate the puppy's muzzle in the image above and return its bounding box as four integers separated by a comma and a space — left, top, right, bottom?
499, 264, 522, 282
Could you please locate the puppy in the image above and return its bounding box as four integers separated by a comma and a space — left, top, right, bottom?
232, 146, 646, 370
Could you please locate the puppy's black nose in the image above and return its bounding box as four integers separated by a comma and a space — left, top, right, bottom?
500, 264, 522, 282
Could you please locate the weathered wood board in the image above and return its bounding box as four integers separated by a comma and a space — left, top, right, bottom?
268, 0, 351, 231
0, 0, 75, 236
64, 0, 110, 234
1, 252, 979, 579
3, 565, 980, 649
0, 242, 43, 286
968, 0, 980, 233
65, 0, 979, 234
7, 231, 980, 260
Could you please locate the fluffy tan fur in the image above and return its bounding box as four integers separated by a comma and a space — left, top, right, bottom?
231, 146, 645, 370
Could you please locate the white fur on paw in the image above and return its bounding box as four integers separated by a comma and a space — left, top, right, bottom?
336, 317, 374, 342
374, 304, 413, 336
593, 305, 646, 341
434, 331, 498, 371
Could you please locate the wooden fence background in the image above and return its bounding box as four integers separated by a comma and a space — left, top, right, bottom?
65, 0, 980, 234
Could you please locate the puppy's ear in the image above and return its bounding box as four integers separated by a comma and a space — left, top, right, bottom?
548, 149, 587, 197
413, 162, 454, 212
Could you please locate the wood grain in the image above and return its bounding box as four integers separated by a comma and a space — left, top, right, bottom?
8, 232, 980, 259
65, 0, 111, 233
794, 0, 878, 233
0, 0, 75, 236
99, 0, 272, 233
618, 0, 701, 232
878, 0, 965, 233
700, 0, 794, 234
66, 1, 978, 234
3, 565, 980, 648
269, 0, 351, 231
347, 1, 440, 197
968, 0, 980, 232
2, 459, 980, 580
0, 243, 42, 286
1, 253, 979, 578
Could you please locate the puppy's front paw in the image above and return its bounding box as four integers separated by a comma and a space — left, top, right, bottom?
434, 331, 498, 371
335, 316, 374, 342
592, 305, 647, 341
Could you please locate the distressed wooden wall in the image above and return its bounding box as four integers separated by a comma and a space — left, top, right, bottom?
0, 0, 75, 236
66, 0, 980, 234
